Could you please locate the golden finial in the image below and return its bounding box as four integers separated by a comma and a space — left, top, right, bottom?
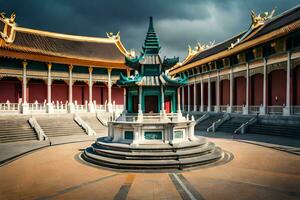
106, 31, 120, 40
9, 12, 16, 24
0, 12, 6, 19
251, 8, 275, 29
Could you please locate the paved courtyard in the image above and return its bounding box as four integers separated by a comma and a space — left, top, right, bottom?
0, 138, 299, 200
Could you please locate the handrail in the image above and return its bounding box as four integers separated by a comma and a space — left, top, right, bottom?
207, 113, 231, 132
28, 117, 48, 141
73, 114, 96, 136
234, 115, 258, 134
196, 113, 210, 124
96, 112, 109, 127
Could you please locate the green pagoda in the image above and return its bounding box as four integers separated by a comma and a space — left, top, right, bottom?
118, 16, 187, 114
83, 17, 224, 171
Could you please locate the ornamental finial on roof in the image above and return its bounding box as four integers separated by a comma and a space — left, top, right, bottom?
188, 41, 215, 55
9, 12, 16, 24
0, 11, 17, 44
0, 12, 6, 19
251, 8, 275, 29
106, 31, 120, 40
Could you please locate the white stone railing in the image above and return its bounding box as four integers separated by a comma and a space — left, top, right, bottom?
249, 106, 260, 114
74, 101, 88, 112
52, 101, 67, 113
29, 102, 46, 111
232, 106, 243, 113
219, 105, 227, 112
267, 106, 283, 115
95, 104, 106, 111
0, 101, 20, 111
291, 106, 300, 115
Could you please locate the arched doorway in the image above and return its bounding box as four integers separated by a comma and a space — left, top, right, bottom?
250, 73, 263, 105
28, 79, 47, 103
73, 81, 88, 105
52, 80, 68, 103
112, 84, 124, 105
293, 65, 300, 105
234, 76, 246, 105
92, 82, 107, 105
268, 69, 286, 106
220, 79, 230, 105
0, 77, 21, 103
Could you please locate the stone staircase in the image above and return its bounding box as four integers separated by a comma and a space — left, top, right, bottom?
216, 115, 252, 133
0, 116, 37, 143
195, 114, 223, 132
246, 122, 300, 138
36, 115, 86, 138
82, 136, 226, 171
80, 115, 107, 135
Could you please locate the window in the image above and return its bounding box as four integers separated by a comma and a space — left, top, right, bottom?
124, 131, 134, 140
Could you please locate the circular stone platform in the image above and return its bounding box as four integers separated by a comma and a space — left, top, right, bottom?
82, 136, 224, 171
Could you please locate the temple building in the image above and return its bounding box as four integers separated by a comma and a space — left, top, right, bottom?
0, 12, 131, 114
169, 5, 300, 116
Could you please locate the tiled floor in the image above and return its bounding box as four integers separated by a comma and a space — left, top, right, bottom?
0, 138, 299, 200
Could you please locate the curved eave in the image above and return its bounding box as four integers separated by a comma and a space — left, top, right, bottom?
0, 48, 127, 68
114, 37, 131, 57
169, 19, 300, 76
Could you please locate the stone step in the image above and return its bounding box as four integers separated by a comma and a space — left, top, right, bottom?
95, 137, 208, 153
91, 142, 215, 160
83, 146, 222, 170
0, 137, 37, 143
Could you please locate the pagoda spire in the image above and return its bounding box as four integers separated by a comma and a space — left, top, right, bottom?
143, 16, 161, 55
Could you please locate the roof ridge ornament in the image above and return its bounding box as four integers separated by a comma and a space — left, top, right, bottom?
0, 11, 17, 44
106, 31, 120, 40
251, 8, 275, 29
229, 8, 276, 49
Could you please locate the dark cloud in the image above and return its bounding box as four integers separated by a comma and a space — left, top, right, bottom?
1, 0, 299, 60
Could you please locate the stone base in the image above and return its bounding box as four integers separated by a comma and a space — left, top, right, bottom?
107, 103, 113, 112
259, 106, 266, 115
283, 107, 290, 116
88, 102, 95, 113
46, 103, 54, 114
82, 136, 224, 171
243, 106, 249, 115
68, 103, 75, 113
21, 103, 29, 114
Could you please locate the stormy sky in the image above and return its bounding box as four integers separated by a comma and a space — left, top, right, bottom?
1, 0, 299, 60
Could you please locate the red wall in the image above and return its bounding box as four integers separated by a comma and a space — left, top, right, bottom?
196, 83, 201, 105
92, 85, 102, 104
184, 86, 188, 106
0, 79, 21, 103
235, 76, 246, 105
293, 65, 300, 105
164, 96, 171, 113
211, 82, 216, 105
203, 82, 208, 105
251, 74, 263, 105
112, 87, 124, 104
52, 83, 68, 103
73, 83, 88, 105
220, 80, 230, 105
28, 82, 47, 103
269, 69, 286, 106
189, 85, 194, 106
